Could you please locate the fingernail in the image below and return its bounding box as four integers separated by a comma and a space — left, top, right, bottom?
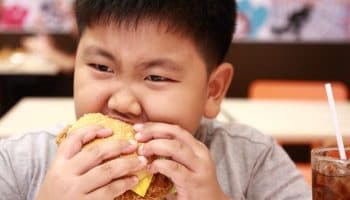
138, 144, 144, 155
138, 156, 147, 165
133, 124, 144, 132
98, 128, 112, 135
132, 176, 139, 184
135, 132, 142, 140
128, 139, 137, 146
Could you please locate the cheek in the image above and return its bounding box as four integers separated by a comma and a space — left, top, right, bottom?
73, 69, 110, 118
143, 85, 207, 134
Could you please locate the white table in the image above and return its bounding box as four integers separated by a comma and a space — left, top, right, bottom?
220, 99, 350, 143
0, 52, 59, 75
0, 97, 75, 137
1, 97, 350, 143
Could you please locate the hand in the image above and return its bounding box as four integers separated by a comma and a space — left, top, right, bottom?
36, 126, 148, 200
21, 35, 54, 55
21, 34, 75, 72
134, 123, 230, 200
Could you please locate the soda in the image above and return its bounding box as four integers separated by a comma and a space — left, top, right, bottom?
312, 147, 350, 200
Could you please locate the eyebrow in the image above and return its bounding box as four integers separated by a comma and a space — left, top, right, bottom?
82, 46, 118, 63
82, 46, 183, 72
137, 59, 183, 73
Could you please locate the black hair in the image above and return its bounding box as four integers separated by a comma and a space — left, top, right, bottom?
75, 0, 236, 71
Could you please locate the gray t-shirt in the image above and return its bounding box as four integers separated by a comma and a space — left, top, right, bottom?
0, 120, 311, 200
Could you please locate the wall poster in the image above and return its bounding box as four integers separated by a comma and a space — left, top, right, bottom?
0, 0, 349, 41
235, 0, 350, 41
0, 0, 74, 33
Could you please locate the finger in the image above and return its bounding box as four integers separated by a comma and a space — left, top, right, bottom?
57, 126, 113, 159
134, 123, 202, 151
70, 139, 138, 175
87, 176, 139, 200
139, 139, 198, 171
149, 159, 191, 186
81, 156, 148, 193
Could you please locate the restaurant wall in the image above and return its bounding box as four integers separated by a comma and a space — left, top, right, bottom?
225, 42, 350, 98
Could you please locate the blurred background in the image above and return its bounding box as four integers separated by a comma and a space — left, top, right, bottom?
0, 0, 76, 115
0, 0, 349, 115
0, 0, 349, 185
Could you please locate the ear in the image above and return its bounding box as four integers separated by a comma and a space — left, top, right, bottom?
204, 62, 234, 118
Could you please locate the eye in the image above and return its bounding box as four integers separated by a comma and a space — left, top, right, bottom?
145, 75, 172, 82
88, 64, 114, 73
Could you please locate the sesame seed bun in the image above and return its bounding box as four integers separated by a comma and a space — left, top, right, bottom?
56, 113, 173, 200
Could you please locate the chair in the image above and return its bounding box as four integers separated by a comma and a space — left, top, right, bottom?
249, 80, 348, 101
248, 80, 349, 185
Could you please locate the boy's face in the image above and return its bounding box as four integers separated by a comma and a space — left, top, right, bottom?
74, 22, 226, 134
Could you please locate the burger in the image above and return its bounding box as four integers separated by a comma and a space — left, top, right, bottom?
56, 113, 173, 200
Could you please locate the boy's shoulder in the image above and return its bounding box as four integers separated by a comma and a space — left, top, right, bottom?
197, 118, 275, 149
1, 125, 64, 149
0, 125, 64, 200
0, 124, 63, 168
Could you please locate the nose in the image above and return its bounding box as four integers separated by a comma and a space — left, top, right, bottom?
107, 88, 142, 118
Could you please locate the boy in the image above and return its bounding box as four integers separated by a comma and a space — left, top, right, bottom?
0, 0, 311, 199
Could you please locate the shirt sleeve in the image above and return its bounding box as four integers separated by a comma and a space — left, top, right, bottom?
0, 130, 58, 200
246, 140, 312, 200
0, 139, 23, 200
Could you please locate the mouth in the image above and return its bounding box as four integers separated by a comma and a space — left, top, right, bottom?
103, 112, 144, 125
